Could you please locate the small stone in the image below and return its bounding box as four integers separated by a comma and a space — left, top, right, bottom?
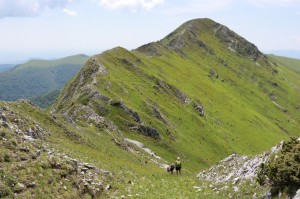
81, 167, 89, 172
20, 147, 30, 153
2, 121, 8, 128
233, 186, 239, 193
103, 170, 110, 175
15, 183, 26, 193
105, 184, 112, 190
35, 150, 41, 157
27, 182, 36, 188
232, 177, 239, 184
73, 159, 78, 169
0, 114, 6, 121
84, 164, 95, 170
17, 183, 25, 188
20, 156, 28, 161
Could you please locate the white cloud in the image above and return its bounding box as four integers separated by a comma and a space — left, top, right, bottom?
63, 8, 77, 16
99, 0, 164, 10
246, 0, 300, 6
163, 0, 234, 15
0, 0, 77, 18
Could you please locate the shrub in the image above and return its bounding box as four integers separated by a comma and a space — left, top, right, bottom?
257, 137, 300, 196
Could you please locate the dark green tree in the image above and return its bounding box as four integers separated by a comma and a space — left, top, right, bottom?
257, 137, 300, 197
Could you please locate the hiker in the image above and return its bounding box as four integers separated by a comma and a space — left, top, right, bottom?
175, 157, 181, 175
167, 164, 175, 174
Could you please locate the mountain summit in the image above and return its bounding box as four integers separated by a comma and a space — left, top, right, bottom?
138, 18, 266, 62
53, 18, 300, 170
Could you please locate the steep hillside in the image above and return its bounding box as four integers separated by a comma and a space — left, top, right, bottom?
0, 54, 88, 106
268, 54, 300, 75
53, 18, 300, 171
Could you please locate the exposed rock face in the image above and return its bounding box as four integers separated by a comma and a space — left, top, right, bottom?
197, 141, 283, 183
130, 125, 161, 140
154, 79, 191, 104
214, 25, 267, 62
110, 100, 142, 123
152, 104, 168, 125
136, 42, 163, 56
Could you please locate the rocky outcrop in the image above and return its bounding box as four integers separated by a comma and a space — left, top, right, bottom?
130, 125, 161, 140
152, 104, 168, 125
136, 42, 163, 56
154, 79, 191, 104
214, 25, 267, 62
196, 141, 289, 198
197, 142, 283, 184
110, 100, 142, 123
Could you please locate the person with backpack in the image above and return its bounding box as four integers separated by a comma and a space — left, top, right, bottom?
175, 157, 181, 175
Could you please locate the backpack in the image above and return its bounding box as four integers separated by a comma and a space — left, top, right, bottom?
175, 161, 181, 169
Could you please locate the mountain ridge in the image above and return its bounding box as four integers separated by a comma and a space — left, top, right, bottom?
53, 18, 300, 171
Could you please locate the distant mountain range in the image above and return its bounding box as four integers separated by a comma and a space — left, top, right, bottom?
0, 54, 88, 107
0, 64, 16, 72
267, 54, 300, 75
266, 49, 300, 59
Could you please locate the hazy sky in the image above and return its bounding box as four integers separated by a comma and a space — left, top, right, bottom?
0, 0, 300, 63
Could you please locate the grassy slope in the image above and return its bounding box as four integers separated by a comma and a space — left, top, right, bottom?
1, 100, 269, 198
0, 54, 88, 102
54, 18, 300, 173
268, 54, 300, 74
